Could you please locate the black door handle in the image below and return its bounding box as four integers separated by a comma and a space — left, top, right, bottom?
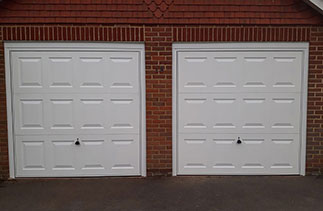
75, 138, 80, 146
237, 137, 242, 144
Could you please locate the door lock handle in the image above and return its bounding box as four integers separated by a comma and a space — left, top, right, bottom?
75, 138, 80, 146
237, 137, 242, 144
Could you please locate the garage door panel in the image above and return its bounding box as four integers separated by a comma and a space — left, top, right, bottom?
178, 136, 209, 171
15, 135, 80, 177
178, 51, 302, 94
76, 54, 106, 90
109, 135, 140, 175
106, 52, 140, 93
14, 95, 47, 134
49, 94, 140, 134
179, 52, 242, 93
178, 93, 300, 134
78, 137, 107, 172
15, 134, 140, 177
241, 96, 267, 131
176, 46, 305, 175
269, 94, 301, 133
241, 54, 271, 91
241, 93, 301, 134
51, 138, 77, 172
48, 98, 75, 131
179, 94, 239, 133
12, 53, 44, 91
107, 94, 140, 134
179, 94, 212, 132
270, 52, 302, 92
178, 52, 209, 90
241, 52, 302, 93
15, 136, 47, 177
48, 55, 74, 89
14, 94, 140, 135
11, 46, 143, 177
75, 94, 140, 134
12, 52, 74, 93
77, 96, 106, 132
178, 134, 300, 175
12, 51, 140, 94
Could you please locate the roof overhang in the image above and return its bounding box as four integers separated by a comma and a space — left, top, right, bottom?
304, 0, 323, 15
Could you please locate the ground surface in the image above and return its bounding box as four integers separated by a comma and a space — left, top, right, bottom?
0, 176, 322, 211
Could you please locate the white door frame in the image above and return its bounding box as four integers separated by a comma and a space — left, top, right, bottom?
172, 42, 309, 176
5, 42, 146, 178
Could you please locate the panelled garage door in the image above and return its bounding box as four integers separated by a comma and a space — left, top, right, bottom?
174, 43, 308, 175
6, 43, 145, 177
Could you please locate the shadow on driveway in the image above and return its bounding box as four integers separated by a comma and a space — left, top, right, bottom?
0, 176, 322, 211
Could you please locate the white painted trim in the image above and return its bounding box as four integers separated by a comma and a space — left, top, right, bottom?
304, 0, 323, 14
172, 45, 178, 176
4, 42, 146, 178
172, 42, 309, 176
140, 44, 147, 177
4, 41, 145, 49
300, 44, 309, 176
4, 44, 15, 178
173, 42, 309, 50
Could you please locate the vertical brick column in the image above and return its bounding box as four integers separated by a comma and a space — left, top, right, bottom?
145, 26, 173, 176
307, 26, 323, 175
0, 27, 9, 179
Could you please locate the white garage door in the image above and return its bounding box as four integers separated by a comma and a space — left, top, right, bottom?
173, 43, 308, 175
6, 43, 145, 177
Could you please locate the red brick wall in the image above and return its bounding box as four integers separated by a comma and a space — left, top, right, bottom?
308, 27, 323, 174
0, 25, 322, 178
0, 27, 7, 179
0, 0, 322, 25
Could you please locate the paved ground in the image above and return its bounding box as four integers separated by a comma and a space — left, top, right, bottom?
0, 176, 322, 211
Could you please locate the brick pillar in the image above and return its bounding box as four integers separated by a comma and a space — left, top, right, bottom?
145, 26, 173, 176
307, 26, 323, 175
0, 27, 9, 179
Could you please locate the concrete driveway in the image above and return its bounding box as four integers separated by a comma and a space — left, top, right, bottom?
0, 176, 322, 211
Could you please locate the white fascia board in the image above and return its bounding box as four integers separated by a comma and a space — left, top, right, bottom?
305, 0, 323, 15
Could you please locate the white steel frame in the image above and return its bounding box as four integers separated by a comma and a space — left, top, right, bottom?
5, 42, 146, 178
172, 42, 309, 176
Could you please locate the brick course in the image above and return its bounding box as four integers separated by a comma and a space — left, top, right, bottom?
0, 0, 322, 25
0, 25, 322, 178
